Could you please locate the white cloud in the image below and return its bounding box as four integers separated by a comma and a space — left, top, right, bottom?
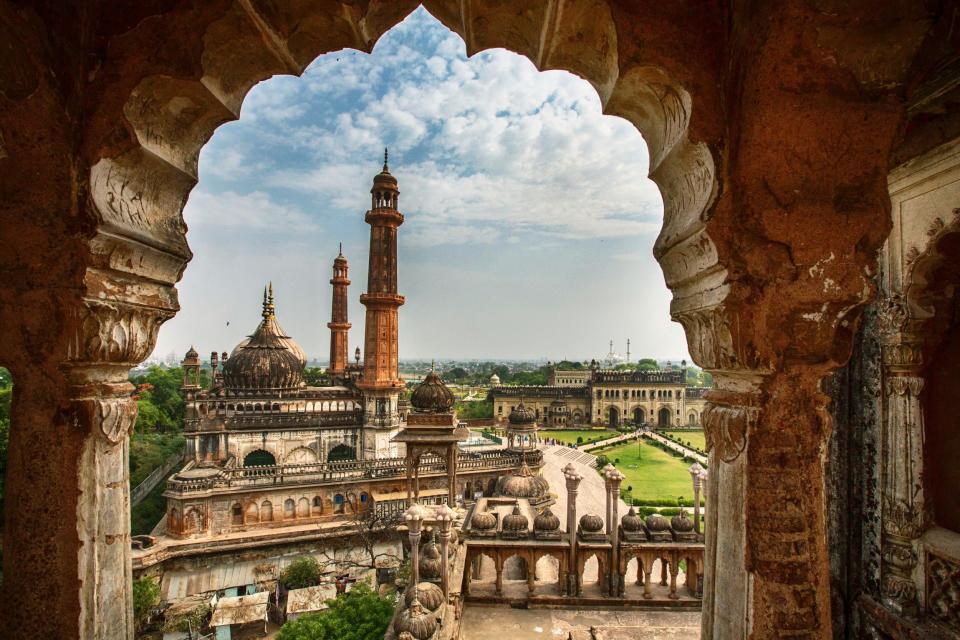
184, 189, 317, 231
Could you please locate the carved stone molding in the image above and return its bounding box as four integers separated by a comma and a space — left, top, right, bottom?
67, 299, 174, 367
926, 551, 960, 627
79, 396, 138, 444
882, 572, 919, 605
883, 498, 930, 541
702, 388, 760, 463
876, 293, 909, 338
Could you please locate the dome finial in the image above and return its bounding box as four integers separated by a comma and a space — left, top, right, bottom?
338, 241, 343, 257
383, 147, 389, 171
262, 282, 276, 319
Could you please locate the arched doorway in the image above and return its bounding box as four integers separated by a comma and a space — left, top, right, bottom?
608, 406, 620, 427
327, 444, 355, 462
658, 407, 671, 427
243, 449, 276, 467
632, 407, 645, 424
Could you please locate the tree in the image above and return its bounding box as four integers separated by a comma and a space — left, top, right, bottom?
277, 581, 393, 640
314, 507, 403, 578
446, 366, 468, 380
133, 577, 161, 631
595, 454, 609, 467
281, 556, 324, 589
304, 367, 329, 386
163, 602, 211, 640
454, 400, 493, 420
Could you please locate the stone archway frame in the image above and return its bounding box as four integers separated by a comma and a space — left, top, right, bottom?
1, 2, 933, 639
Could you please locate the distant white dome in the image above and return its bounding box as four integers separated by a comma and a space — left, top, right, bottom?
490, 373, 501, 385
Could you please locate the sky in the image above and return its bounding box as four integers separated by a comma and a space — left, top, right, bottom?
153, 7, 690, 363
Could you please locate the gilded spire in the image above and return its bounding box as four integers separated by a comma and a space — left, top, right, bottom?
262, 282, 276, 318
383, 147, 389, 172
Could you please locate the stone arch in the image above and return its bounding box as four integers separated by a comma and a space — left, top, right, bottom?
243, 449, 276, 467
327, 443, 355, 462
0, 2, 931, 637
607, 406, 620, 427
657, 406, 671, 427
230, 502, 242, 525
296, 497, 309, 517
285, 446, 318, 464
284, 498, 295, 519
261, 500, 273, 522
631, 406, 646, 424
244, 501, 259, 524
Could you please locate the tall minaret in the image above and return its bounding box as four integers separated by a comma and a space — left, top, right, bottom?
327, 244, 351, 376
358, 149, 405, 458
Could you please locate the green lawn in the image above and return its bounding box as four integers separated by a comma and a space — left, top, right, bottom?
538, 429, 618, 446
598, 439, 697, 504
662, 430, 706, 452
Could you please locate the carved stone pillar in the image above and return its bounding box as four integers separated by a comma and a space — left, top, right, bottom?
436, 504, 454, 599
699, 376, 762, 637
405, 505, 425, 588
877, 299, 928, 615
689, 462, 705, 537
563, 463, 582, 597
604, 467, 624, 597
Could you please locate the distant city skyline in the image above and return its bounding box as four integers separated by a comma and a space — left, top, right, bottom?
152, 7, 690, 363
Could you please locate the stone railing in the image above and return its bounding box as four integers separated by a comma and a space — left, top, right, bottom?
223, 410, 361, 429
164, 448, 542, 495
131, 451, 184, 505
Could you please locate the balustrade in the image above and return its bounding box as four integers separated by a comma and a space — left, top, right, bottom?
164, 448, 534, 494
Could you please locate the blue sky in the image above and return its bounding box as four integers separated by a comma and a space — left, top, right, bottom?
154, 7, 689, 362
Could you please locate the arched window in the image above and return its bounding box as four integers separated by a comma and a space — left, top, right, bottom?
312, 496, 322, 513
245, 502, 259, 524
243, 449, 276, 467
231, 503, 243, 525
297, 497, 309, 517
334, 494, 345, 514
360, 492, 368, 504
284, 499, 295, 518
261, 500, 273, 522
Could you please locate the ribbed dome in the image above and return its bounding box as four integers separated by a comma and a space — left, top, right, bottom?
508, 402, 537, 425
471, 510, 496, 531
621, 506, 643, 532
373, 149, 399, 187
418, 534, 442, 581
580, 514, 604, 533
404, 582, 444, 612
502, 505, 529, 532
223, 286, 305, 393
394, 599, 437, 640
645, 513, 670, 532
495, 463, 550, 499
184, 345, 199, 360
671, 510, 695, 532
534, 506, 560, 532
410, 370, 454, 413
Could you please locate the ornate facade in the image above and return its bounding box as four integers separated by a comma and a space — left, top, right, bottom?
492, 366, 708, 428
152, 160, 535, 553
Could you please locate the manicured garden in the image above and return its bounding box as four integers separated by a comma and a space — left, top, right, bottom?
595, 439, 700, 505
662, 429, 706, 452
537, 429, 618, 446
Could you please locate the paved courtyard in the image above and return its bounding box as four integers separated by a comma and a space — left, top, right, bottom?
461, 605, 702, 640
539, 444, 632, 530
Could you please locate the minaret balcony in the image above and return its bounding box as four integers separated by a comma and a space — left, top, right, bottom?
359, 292, 405, 307
364, 209, 404, 226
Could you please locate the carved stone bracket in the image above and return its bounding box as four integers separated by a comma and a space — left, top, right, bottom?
702, 386, 761, 463
71, 394, 139, 445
